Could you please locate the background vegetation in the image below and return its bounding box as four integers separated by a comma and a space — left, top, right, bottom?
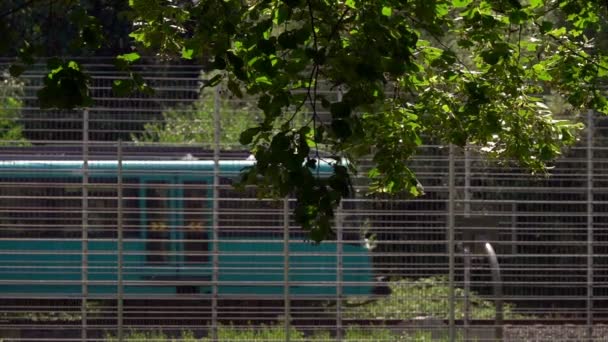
2, 0, 608, 239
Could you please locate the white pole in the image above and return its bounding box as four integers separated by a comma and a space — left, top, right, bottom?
586, 109, 594, 341
81, 108, 89, 342
117, 140, 124, 342
211, 86, 221, 342
283, 197, 290, 342
336, 202, 343, 341
448, 144, 456, 342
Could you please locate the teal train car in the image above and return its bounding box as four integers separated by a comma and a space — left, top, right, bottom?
0, 158, 377, 300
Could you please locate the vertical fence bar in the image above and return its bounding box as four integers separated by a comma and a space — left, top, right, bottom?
586, 109, 594, 341
117, 140, 124, 342
463, 246, 470, 342
448, 144, 456, 342
336, 88, 344, 341
211, 86, 221, 342
81, 108, 89, 342
511, 203, 517, 255
485, 242, 503, 340
464, 147, 471, 218
336, 202, 343, 341
283, 197, 290, 342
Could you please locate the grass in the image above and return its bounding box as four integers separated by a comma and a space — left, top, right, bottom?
104, 326, 471, 341
23, 276, 517, 341
105, 276, 511, 341
344, 275, 527, 320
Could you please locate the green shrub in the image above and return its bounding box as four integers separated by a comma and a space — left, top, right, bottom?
344, 276, 525, 320
213, 324, 306, 341
105, 330, 169, 342
104, 326, 476, 341
104, 273, 528, 342
344, 326, 396, 341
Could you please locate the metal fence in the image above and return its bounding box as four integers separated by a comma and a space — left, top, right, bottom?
0, 59, 606, 341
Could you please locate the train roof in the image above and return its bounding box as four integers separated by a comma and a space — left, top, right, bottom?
0, 146, 336, 171
0, 159, 257, 171
0, 145, 251, 160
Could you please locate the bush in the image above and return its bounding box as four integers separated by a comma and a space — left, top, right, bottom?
105, 276, 525, 341
344, 276, 525, 320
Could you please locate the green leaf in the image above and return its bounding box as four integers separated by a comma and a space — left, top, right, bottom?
529, 0, 543, 9
533, 63, 553, 81
482, 51, 501, 65
227, 79, 243, 98
452, 0, 472, 8
539, 21, 553, 34
201, 74, 223, 88
8, 64, 25, 77
274, 4, 289, 25
435, 3, 449, 17
112, 79, 134, 96
212, 55, 227, 70
255, 76, 273, 85
38, 60, 91, 109
181, 48, 194, 60
509, 9, 528, 24
278, 32, 298, 49
330, 102, 352, 118
381, 6, 392, 17
17, 41, 35, 65
226, 52, 246, 80
331, 119, 352, 139
306, 158, 317, 169
239, 127, 261, 145
257, 38, 276, 55
117, 53, 141, 63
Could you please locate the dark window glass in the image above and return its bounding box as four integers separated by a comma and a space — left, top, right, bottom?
88, 178, 140, 239
145, 183, 170, 264
0, 178, 81, 238
218, 177, 283, 239
183, 182, 209, 263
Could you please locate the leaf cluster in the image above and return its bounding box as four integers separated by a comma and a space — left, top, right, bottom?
4, 0, 608, 241
345, 276, 527, 320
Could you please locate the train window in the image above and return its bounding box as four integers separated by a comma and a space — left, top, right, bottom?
145, 183, 170, 264
183, 181, 209, 263
0, 178, 81, 238
88, 178, 140, 239
218, 177, 283, 239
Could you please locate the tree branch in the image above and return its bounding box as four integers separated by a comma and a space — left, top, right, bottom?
539, 22, 608, 73
307, 0, 318, 52
0, 0, 40, 20
406, 14, 474, 75
306, 0, 322, 162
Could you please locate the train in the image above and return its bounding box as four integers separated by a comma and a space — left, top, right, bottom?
0, 151, 379, 301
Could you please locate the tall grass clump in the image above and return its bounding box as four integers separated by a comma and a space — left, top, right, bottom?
345, 276, 525, 320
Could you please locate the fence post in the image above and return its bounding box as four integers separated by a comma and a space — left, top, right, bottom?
81, 108, 89, 342
335, 88, 344, 341
463, 246, 470, 342
448, 144, 456, 342
336, 202, 343, 341
117, 140, 124, 342
283, 197, 290, 342
211, 85, 221, 342
464, 146, 471, 218
586, 109, 594, 341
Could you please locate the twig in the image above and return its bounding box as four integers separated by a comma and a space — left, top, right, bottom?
406, 14, 474, 75
539, 22, 608, 73
306, 0, 322, 163
0, 0, 39, 20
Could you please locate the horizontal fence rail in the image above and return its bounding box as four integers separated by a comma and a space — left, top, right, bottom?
0, 59, 606, 341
